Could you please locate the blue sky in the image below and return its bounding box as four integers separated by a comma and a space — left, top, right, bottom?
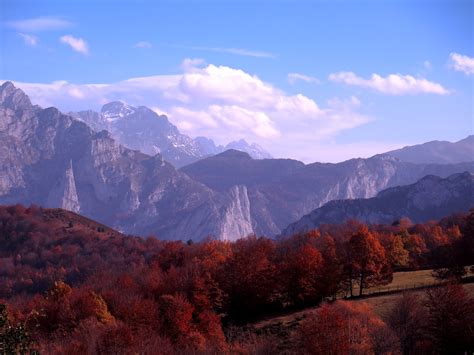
1, 0, 473, 162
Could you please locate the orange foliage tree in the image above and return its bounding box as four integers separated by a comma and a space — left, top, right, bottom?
345, 226, 392, 296
296, 301, 400, 354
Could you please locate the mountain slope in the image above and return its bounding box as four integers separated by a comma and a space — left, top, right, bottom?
383, 136, 474, 164
0, 82, 253, 241
182, 151, 474, 236
281, 172, 474, 236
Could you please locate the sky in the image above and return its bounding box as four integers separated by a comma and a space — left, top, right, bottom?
0, 0, 473, 163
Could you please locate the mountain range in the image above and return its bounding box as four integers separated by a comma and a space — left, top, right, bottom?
0, 81, 256, 241
1, 81, 473, 240
182, 150, 474, 236
281, 172, 474, 236
71, 103, 271, 167
383, 136, 474, 164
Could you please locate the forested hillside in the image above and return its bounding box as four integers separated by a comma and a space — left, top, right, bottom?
1, 204, 473, 353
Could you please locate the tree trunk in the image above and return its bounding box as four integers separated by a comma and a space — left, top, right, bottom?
359, 271, 364, 296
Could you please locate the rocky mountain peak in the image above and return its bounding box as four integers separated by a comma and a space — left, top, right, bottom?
0, 81, 32, 111
0, 81, 16, 97
225, 139, 273, 159
101, 101, 136, 122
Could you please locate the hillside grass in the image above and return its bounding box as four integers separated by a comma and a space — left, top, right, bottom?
364, 267, 474, 295
359, 282, 474, 318
251, 268, 474, 331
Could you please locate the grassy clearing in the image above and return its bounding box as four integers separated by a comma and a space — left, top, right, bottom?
364, 267, 474, 295
251, 268, 474, 331
359, 282, 474, 318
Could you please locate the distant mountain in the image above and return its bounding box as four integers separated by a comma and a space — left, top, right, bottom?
281, 172, 474, 236
71, 105, 272, 167
225, 139, 272, 159
383, 136, 474, 164
195, 136, 223, 155
71, 102, 205, 168
0, 82, 253, 241
181, 149, 302, 191
182, 151, 474, 236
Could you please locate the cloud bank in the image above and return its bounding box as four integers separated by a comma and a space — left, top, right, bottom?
329, 71, 449, 95
6, 60, 371, 162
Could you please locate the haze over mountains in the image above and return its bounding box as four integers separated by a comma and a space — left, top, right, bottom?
71, 103, 272, 167
282, 172, 474, 236
1, 81, 473, 240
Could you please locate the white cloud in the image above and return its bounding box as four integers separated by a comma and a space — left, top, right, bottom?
181, 58, 206, 71
181, 46, 275, 58
134, 41, 152, 49
288, 73, 320, 85
18, 33, 38, 46
60, 35, 89, 55
5, 60, 371, 162
329, 71, 449, 95
449, 52, 474, 75
6, 16, 73, 32
327, 96, 361, 110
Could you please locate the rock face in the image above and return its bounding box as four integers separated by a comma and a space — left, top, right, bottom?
46, 160, 80, 212
0, 82, 254, 241
383, 136, 474, 164
72, 104, 272, 167
182, 151, 474, 237
219, 185, 254, 241
281, 172, 474, 236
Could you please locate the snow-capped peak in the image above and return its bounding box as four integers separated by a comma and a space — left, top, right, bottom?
101, 101, 136, 122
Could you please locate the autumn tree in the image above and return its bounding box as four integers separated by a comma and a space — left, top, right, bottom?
424, 283, 474, 354
386, 292, 428, 354
278, 239, 325, 306
221, 236, 277, 320
158, 294, 195, 344
460, 208, 474, 266
387, 235, 409, 270
0, 304, 36, 354
319, 235, 344, 299
346, 226, 392, 296
296, 301, 399, 354
402, 233, 428, 269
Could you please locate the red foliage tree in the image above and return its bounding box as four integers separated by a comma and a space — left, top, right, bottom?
386, 292, 428, 354
424, 283, 474, 354
296, 301, 400, 354
345, 226, 392, 296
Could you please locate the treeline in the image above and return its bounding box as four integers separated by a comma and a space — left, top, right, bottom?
0, 204, 473, 353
